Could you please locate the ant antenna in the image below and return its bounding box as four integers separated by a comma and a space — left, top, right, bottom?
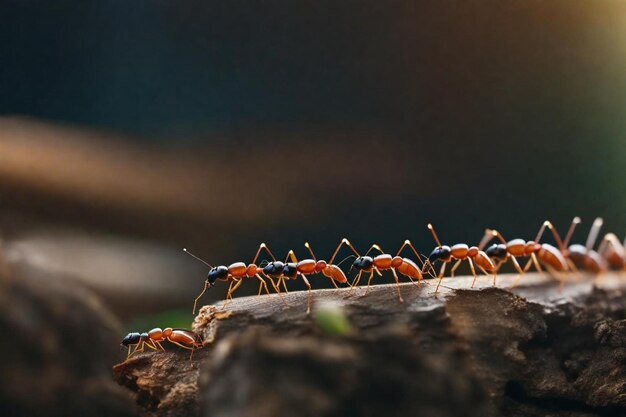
183, 248, 213, 268
427, 224, 442, 247
336, 254, 357, 268
563, 217, 581, 248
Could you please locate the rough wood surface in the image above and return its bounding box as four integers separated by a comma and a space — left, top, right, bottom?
113, 273, 626, 417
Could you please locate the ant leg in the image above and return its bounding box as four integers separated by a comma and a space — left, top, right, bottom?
350, 271, 363, 291
229, 278, 245, 299
584, 218, 603, 249
510, 256, 524, 275
450, 259, 463, 277
329, 238, 360, 264
301, 275, 312, 315
126, 345, 135, 359
168, 340, 197, 362
192, 281, 209, 315
438, 262, 447, 279
364, 244, 384, 256
266, 275, 288, 304
545, 221, 566, 251
255, 274, 271, 298
563, 217, 581, 248
281, 277, 289, 294
490, 230, 508, 244
221, 281, 237, 309
524, 253, 543, 273
396, 240, 422, 262
144, 340, 159, 351
478, 229, 495, 250
421, 260, 436, 277
363, 270, 376, 295
251, 243, 277, 264
533, 221, 551, 243
475, 265, 494, 287
155, 340, 166, 351
530, 253, 543, 273
391, 268, 404, 303
434, 263, 447, 293
467, 258, 477, 288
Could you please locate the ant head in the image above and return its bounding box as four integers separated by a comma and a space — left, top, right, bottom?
428, 245, 451, 263
282, 263, 298, 278
121, 332, 141, 347
207, 266, 228, 284
263, 261, 284, 277
352, 256, 374, 271
485, 243, 507, 260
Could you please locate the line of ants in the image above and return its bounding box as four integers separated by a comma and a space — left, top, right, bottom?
182, 217, 625, 315
122, 217, 624, 362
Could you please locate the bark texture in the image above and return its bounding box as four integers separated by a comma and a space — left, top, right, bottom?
113, 273, 626, 417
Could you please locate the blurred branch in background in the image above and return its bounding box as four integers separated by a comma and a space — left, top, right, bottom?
0, 117, 428, 318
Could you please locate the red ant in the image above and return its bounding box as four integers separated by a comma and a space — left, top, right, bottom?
121, 327, 201, 360
547, 217, 607, 274
598, 233, 626, 270
184, 244, 281, 314
422, 224, 497, 292
261, 241, 350, 314
331, 238, 425, 303
479, 221, 570, 285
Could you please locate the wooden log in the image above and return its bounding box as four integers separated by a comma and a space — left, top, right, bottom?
113, 273, 626, 417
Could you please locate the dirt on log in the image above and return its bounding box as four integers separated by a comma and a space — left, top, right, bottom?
113, 273, 626, 417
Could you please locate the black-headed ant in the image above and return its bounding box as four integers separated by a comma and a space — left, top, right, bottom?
184, 244, 282, 314
261, 241, 351, 313
121, 327, 201, 360
331, 238, 425, 303
422, 224, 497, 292
598, 232, 626, 270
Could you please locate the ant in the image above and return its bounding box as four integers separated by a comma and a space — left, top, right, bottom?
261, 241, 351, 314
547, 217, 607, 274
331, 238, 426, 303
121, 327, 201, 360
184, 244, 281, 314
478, 221, 571, 283
422, 224, 496, 292
597, 233, 626, 270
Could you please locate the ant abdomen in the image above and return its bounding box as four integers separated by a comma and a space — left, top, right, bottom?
296, 259, 317, 274
227, 262, 247, 276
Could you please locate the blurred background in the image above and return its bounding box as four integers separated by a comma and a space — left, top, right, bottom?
1, 0, 625, 329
